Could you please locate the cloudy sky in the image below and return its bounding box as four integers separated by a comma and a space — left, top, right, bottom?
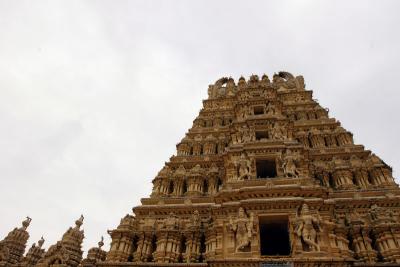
1, 0, 400, 255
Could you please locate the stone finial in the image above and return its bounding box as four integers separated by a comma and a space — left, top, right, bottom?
238, 76, 246, 87
38, 236, 45, 248
21, 216, 32, 230
75, 214, 84, 228
98, 236, 104, 248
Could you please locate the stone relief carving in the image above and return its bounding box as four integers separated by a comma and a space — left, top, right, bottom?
232, 153, 253, 181
280, 149, 300, 178
294, 204, 322, 252
228, 207, 254, 252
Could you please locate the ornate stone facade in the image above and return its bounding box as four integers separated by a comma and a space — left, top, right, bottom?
2, 72, 400, 266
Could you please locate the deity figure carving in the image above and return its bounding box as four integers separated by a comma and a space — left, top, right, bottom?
270, 123, 287, 140
234, 153, 253, 180
313, 161, 330, 186
263, 88, 275, 99
237, 106, 251, 120
294, 204, 322, 252
231, 125, 252, 145
140, 211, 156, 230
368, 204, 395, 223
162, 212, 178, 230
281, 149, 299, 178
187, 210, 201, 229
228, 207, 254, 252
265, 102, 276, 115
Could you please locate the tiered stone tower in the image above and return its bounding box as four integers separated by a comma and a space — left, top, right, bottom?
104, 72, 400, 267
0, 217, 31, 266
1, 72, 400, 267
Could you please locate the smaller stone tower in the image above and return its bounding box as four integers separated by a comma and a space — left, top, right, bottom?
36, 215, 84, 267
0, 217, 31, 266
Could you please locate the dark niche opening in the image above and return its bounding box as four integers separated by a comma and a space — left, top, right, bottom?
256, 159, 277, 178
168, 181, 174, 194
259, 216, 291, 256
203, 179, 209, 194
255, 131, 268, 140
177, 235, 186, 263
148, 235, 157, 262
182, 180, 188, 194
254, 106, 264, 115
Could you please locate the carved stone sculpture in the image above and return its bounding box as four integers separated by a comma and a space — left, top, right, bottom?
295, 204, 322, 252
229, 208, 254, 252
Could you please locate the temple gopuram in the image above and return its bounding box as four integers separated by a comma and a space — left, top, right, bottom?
2, 72, 400, 267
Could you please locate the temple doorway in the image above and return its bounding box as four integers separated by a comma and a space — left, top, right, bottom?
259, 216, 291, 256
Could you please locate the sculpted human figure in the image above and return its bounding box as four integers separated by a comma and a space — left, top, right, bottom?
141, 211, 156, 229
231, 133, 238, 145
237, 154, 252, 180
240, 125, 251, 143
281, 150, 299, 178
163, 212, 178, 230
265, 102, 276, 115
295, 204, 322, 252
188, 210, 201, 229
271, 123, 287, 140
229, 207, 254, 252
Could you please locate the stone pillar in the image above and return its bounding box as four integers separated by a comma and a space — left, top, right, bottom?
203, 141, 216, 155
186, 177, 203, 196
371, 224, 400, 263
369, 167, 395, 186
183, 231, 202, 263
324, 221, 340, 257
159, 178, 170, 196
154, 230, 180, 263
133, 232, 154, 262
324, 134, 338, 147
335, 128, 353, 146
172, 178, 183, 196
382, 167, 396, 185
296, 133, 310, 148
334, 225, 353, 260
309, 129, 325, 148
107, 215, 136, 262
332, 169, 354, 189
192, 143, 202, 156
349, 224, 377, 264
177, 143, 190, 156
353, 168, 370, 189
204, 227, 217, 261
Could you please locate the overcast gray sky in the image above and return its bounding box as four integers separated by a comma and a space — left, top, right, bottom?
1, 0, 400, 255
